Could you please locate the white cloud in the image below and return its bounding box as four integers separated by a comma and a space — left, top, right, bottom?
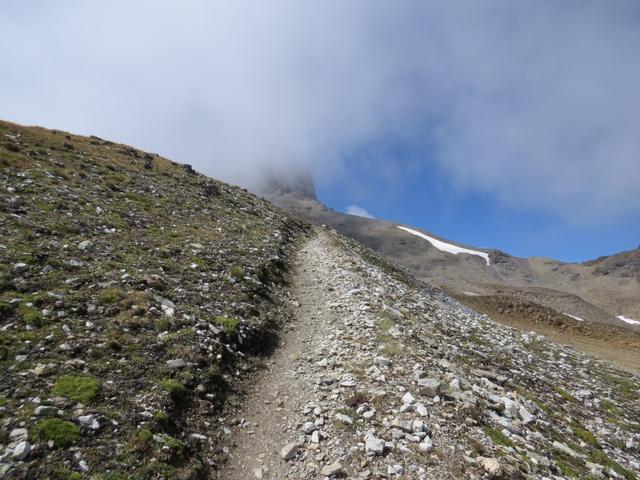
346, 205, 375, 219
1, 1, 639, 224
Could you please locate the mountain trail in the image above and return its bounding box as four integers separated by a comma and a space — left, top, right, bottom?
225, 231, 341, 479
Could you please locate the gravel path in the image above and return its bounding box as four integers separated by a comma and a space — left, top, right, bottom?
225, 231, 339, 479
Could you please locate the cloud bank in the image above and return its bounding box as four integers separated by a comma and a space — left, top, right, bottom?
1, 1, 639, 224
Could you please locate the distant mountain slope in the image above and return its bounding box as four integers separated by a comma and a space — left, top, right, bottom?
264, 190, 640, 330
0, 120, 308, 478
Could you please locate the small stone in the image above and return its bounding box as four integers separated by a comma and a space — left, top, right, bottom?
78, 240, 94, 251
391, 418, 413, 433
321, 463, 343, 476
253, 467, 264, 479
166, 358, 187, 368
553, 441, 578, 458
519, 406, 534, 424
418, 378, 441, 397
362, 410, 375, 420
10, 428, 28, 442
311, 431, 320, 443
35, 405, 58, 416
416, 405, 428, 416
280, 442, 298, 460
12, 263, 28, 273
374, 356, 391, 367
302, 421, 317, 434
12, 441, 31, 461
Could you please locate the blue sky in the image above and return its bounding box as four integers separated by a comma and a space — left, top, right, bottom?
1, 1, 639, 262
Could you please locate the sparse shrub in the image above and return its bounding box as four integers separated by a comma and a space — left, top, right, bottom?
0, 301, 15, 317
53, 374, 100, 403
229, 266, 244, 281
155, 318, 171, 332
132, 428, 153, 452
33, 418, 80, 447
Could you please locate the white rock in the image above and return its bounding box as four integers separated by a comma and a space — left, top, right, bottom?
364, 430, 385, 455
401, 392, 415, 404
479, 457, 502, 476
335, 413, 353, 425
79, 414, 100, 430
12, 441, 31, 460
418, 436, 433, 452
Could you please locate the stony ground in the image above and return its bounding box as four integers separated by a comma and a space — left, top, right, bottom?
221, 231, 639, 479
0, 120, 308, 479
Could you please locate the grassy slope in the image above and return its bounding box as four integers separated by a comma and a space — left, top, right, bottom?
0, 120, 308, 479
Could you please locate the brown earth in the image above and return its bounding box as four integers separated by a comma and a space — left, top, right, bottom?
452, 291, 640, 373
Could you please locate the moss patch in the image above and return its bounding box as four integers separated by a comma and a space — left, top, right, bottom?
33, 418, 81, 447
52, 374, 100, 403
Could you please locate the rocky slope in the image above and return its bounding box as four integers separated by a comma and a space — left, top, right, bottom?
222, 230, 639, 479
0, 120, 308, 478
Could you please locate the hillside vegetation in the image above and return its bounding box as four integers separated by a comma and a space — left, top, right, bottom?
0, 120, 307, 479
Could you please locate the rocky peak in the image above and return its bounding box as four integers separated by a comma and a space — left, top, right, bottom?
254, 163, 317, 200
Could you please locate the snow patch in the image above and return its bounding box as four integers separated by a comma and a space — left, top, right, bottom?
616, 315, 640, 325
563, 313, 584, 322
346, 205, 374, 219
397, 226, 490, 265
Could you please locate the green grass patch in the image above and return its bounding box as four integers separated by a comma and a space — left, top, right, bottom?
571, 419, 600, 448
52, 374, 100, 403
33, 418, 81, 447
53, 467, 84, 480
18, 303, 46, 326
554, 387, 576, 402
482, 425, 515, 448
212, 316, 240, 335
159, 378, 185, 399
